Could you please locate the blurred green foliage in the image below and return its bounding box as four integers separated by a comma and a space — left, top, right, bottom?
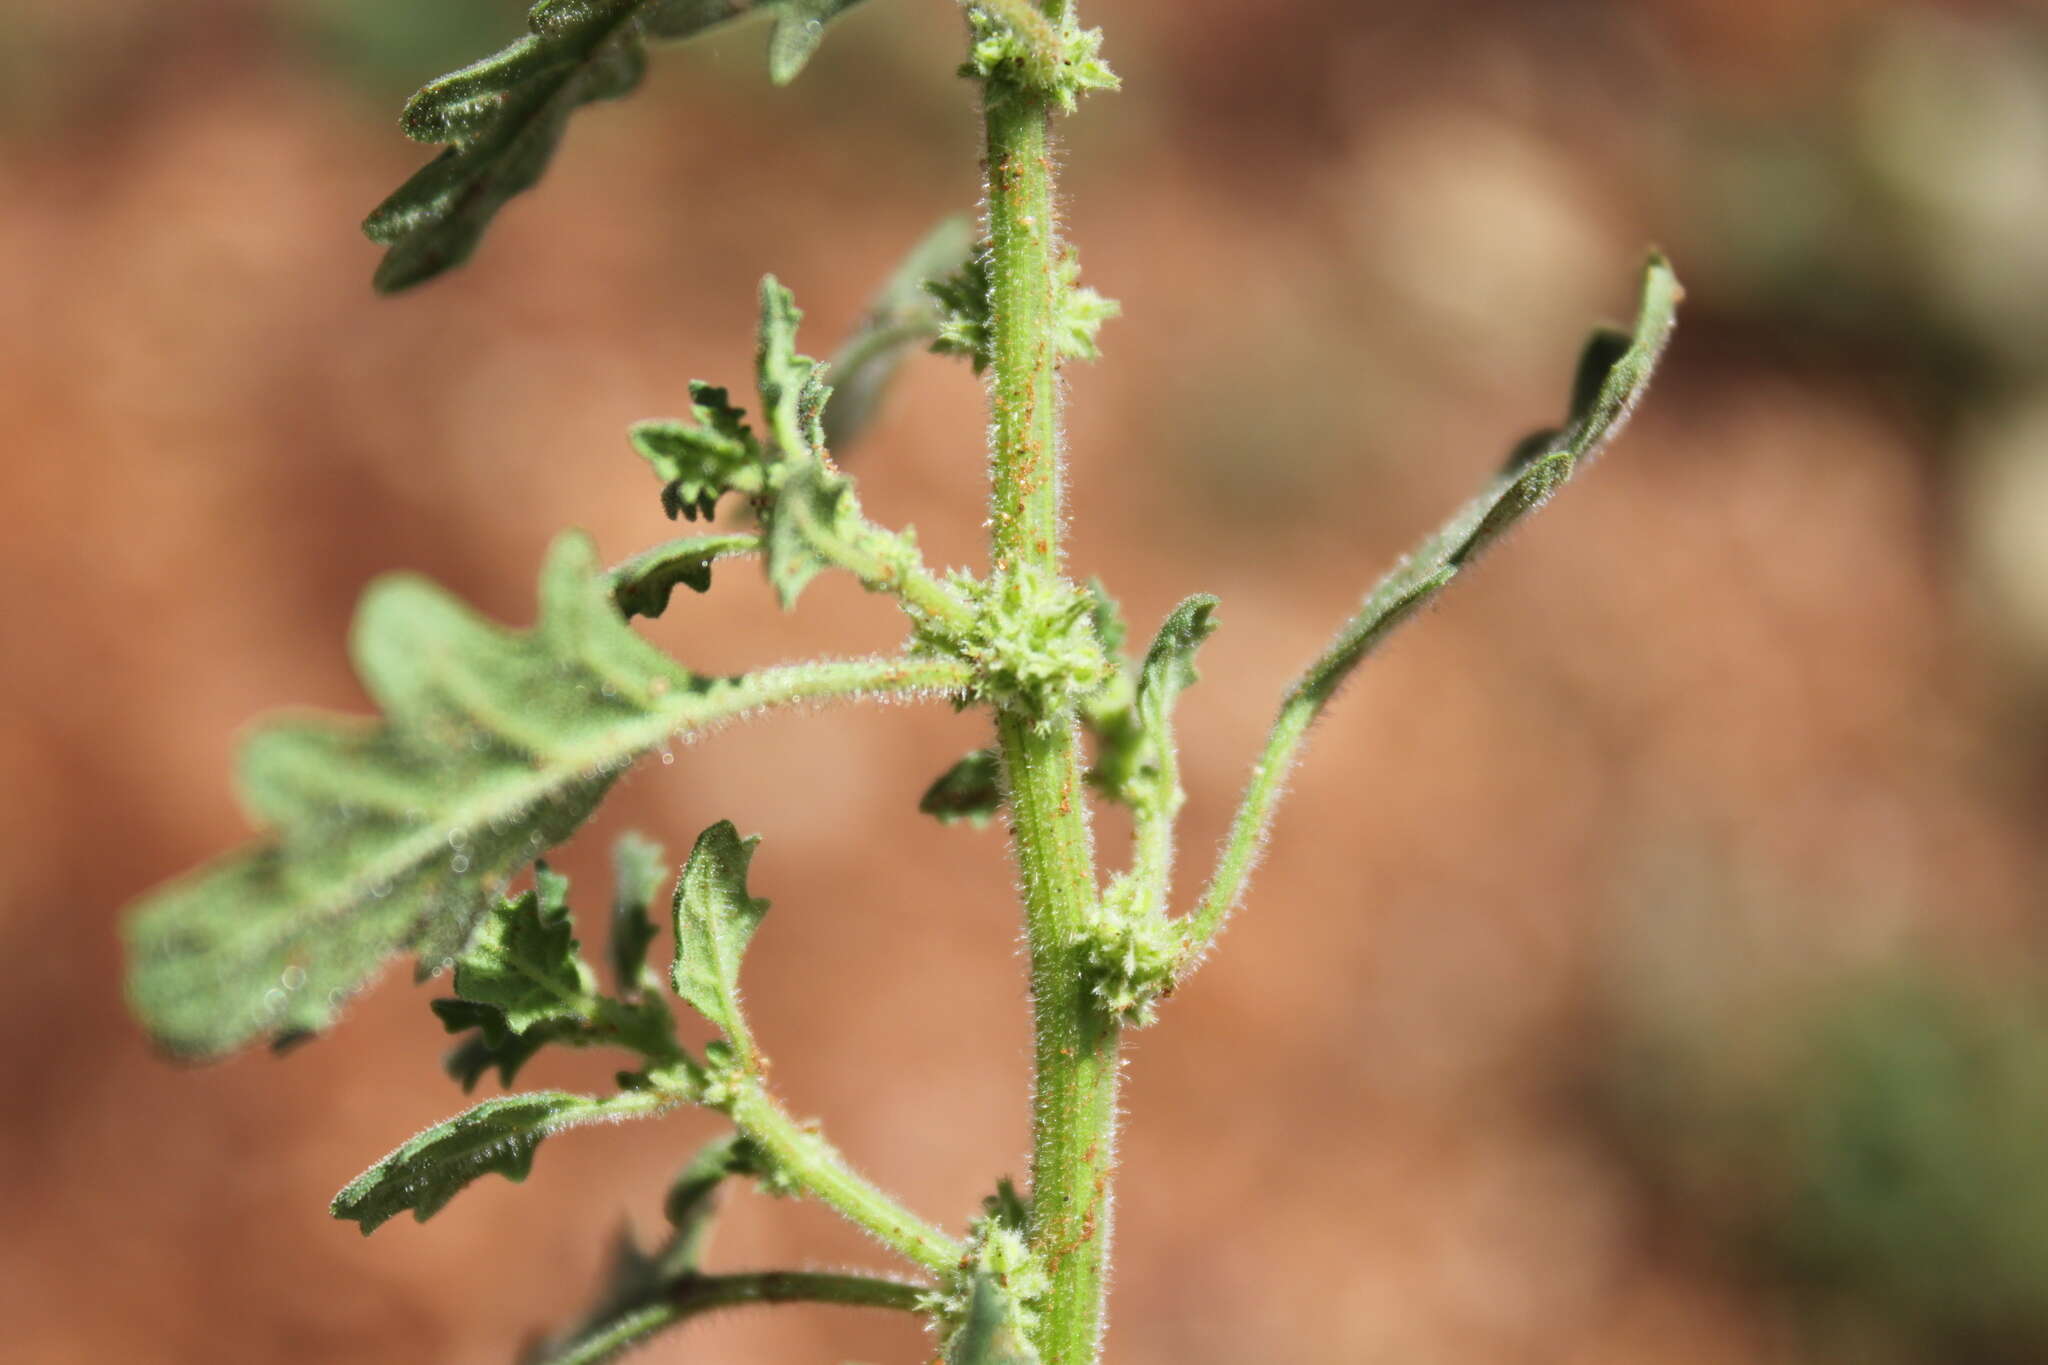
1608, 956, 2048, 1364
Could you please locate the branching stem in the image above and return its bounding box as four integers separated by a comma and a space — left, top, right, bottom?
982, 57, 1120, 1363
727, 1082, 966, 1277
538, 1270, 924, 1365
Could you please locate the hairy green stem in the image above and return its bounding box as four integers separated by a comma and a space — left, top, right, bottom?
982, 61, 1119, 1363
727, 1083, 965, 1277
538, 1270, 925, 1365
984, 96, 1064, 573
781, 493, 973, 631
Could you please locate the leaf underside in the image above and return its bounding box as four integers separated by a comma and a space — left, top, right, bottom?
123, 533, 825, 1059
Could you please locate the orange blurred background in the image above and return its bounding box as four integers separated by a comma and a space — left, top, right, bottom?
7, 1, 2048, 1361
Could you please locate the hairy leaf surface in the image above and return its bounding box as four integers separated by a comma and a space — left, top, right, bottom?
611, 533, 758, 616
332, 1089, 670, 1233
669, 820, 771, 1062
365, 0, 871, 291
452, 867, 596, 1034
125, 533, 962, 1059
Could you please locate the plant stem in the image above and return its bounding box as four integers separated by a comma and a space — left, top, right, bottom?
982, 52, 1120, 1363
538, 1271, 925, 1365
984, 94, 1064, 575
728, 1083, 965, 1277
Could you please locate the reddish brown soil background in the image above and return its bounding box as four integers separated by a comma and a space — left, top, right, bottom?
6, 2, 2048, 1361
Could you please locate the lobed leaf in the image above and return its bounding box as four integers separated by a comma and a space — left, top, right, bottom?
669, 820, 772, 1062
452, 867, 599, 1034
433, 997, 561, 1091
365, 0, 871, 292
629, 384, 765, 523
124, 533, 961, 1059
762, 459, 855, 609
332, 1089, 670, 1233
611, 532, 758, 617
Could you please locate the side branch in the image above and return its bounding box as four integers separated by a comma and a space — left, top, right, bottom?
1172, 254, 1681, 983
728, 1083, 967, 1277
533, 1269, 926, 1365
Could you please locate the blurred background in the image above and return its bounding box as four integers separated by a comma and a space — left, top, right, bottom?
6, 0, 2048, 1360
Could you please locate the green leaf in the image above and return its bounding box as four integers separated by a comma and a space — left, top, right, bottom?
823, 216, 977, 453
609, 832, 666, 991
123, 532, 962, 1059
364, 1, 871, 292
662, 1131, 756, 1239
669, 820, 771, 1063
451, 866, 598, 1034
766, 0, 865, 84
1126, 596, 1217, 810
1299, 251, 1682, 706
1053, 248, 1118, 364
926, 246, 994, 374
433, 997, 559, 1090
920, 749, 1003, 827
762, 459, 854, 609
756, 275, 830, 459
333, 1089, 669, 1233
611, 533, 758, 617
629, 382, 766, 522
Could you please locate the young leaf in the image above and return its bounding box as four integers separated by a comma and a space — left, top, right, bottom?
611, 533, 758, 617
756, 275, 829, 459
628, 385, 765, 522
920, 749, 1004, 827
609, 832, 667, 992
823, 216, 977, 453
451, 867, 598, 1034
364, 0, 873, 291
124, 532, 966, 1059
926, 246, 993, 374
1125, 596, 1218, 816
669, 820, 771, 1064
761, 459, 855, 609
332, 1089, 670, 1234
